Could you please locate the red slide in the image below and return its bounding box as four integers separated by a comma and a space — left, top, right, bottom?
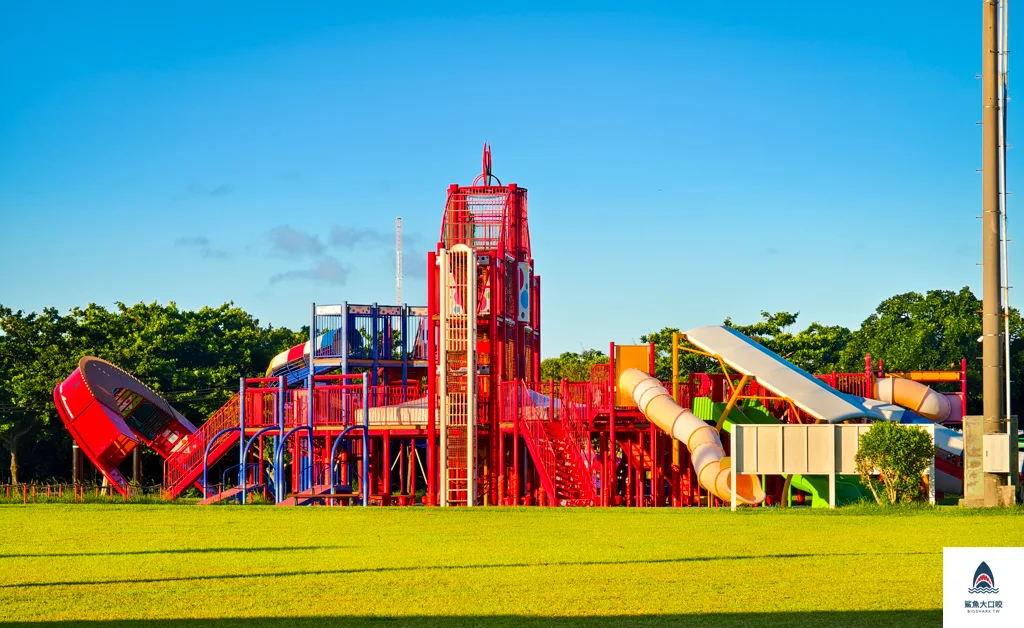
54, 357, 237, 498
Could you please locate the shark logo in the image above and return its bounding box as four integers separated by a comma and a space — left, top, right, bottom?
969, 562, 999, 594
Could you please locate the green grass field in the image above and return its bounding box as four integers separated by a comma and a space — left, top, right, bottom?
0, 504, 1021, 627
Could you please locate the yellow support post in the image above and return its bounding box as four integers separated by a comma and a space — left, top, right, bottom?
671, 333, 680, 402
716, 359, 737, 398
671, 333, 681, 506
715, 374, 749, 433
787, 400, 803, 424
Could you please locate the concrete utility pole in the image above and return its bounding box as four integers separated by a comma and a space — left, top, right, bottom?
963, 0, 1018, 507
982, 0, 1005, 439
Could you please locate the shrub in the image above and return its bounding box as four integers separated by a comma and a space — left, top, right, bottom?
854, 421, 934, 505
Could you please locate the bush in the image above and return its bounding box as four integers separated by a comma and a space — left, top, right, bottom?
854, 421, 934, 505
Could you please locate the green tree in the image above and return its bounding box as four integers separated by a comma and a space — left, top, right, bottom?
640, 313, 851, 381
0, 306, 83, 483
639, 327, 717, 382
0, 301, 303, 483
540, 349, 608, 381
838, 288, 982, 373
838, 287, 1023, 414
69, 301, 304, 421
728, 312, 852, 374
854, 421, 935, 505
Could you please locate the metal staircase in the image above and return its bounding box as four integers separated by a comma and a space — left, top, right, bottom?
512, 380, 597, 506
625, 440, 653, 471
163, 393, 242, 499
544, 422, 596, 506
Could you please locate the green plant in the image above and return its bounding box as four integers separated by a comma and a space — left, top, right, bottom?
855, 421, 934, 505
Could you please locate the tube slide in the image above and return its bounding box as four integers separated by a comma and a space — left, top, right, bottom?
618, 368, 765, 505
874, 377, 956, 423
266, 330, 346, 384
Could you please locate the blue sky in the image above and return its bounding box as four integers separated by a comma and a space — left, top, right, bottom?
0, 1, 1012, 356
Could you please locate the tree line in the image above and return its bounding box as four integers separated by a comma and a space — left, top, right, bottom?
0, 302, 305, 484
541, 287, 1022, 417
1, 287, 1020, 484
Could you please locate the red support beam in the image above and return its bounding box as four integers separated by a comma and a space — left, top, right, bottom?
513, 383, 521, 505
651, 424, 659, 507
533, 274, 542, 380
498, 428, 506, 504
608, 341, 616, 507
383, 433, 391, 505
426, 250, 437, 506
599, 431, 608, 507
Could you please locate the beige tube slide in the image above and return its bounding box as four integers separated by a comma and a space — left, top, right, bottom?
874, 377, 952, 423
618, 368, 765, 505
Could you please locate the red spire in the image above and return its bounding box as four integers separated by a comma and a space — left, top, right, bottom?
482, 142, 492, 183
473, 142, 498, 186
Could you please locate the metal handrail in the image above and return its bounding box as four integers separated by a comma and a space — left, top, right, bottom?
201, 427, 241, 499
328, 425, 366, 498
239, 425, 284, 501
274, 426, 312, 502
221, 462, 264, 493
165, 392, 240, 490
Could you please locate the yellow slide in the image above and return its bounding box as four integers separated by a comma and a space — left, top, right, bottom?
618, 368, 765, 505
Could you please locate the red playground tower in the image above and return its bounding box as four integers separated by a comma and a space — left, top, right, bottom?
428, 143, 541, 506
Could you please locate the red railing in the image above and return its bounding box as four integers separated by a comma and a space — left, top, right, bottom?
244, 388, 281, 428
559, 381, 597, 499
513, 380, 598, 504
164, 392, 241, 491
501, 381, 556, 502
287, 389, 308, 428
234, 383, 428, 431
588, 364, 611, 412
371, 383, 423, 407
308, 384, 422, 426
833, 373, 871, 398
311, 386, 362, 426
440, 186, 528, 255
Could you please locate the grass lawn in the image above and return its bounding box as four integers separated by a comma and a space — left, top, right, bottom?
0, 504, 1021, 627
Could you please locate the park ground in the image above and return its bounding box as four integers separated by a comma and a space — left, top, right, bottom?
0, 504, 1022, 627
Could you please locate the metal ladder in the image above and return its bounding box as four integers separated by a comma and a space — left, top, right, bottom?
439, 244, 477, 506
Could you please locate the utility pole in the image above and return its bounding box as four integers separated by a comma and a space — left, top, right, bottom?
983, 1, 1004, 439
964, 0, 1017, 507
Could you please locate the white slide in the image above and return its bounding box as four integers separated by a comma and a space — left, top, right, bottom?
684, 325, 904, 422
683, 325, 963, 494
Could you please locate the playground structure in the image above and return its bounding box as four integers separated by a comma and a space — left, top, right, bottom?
55, 147, 977, 508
